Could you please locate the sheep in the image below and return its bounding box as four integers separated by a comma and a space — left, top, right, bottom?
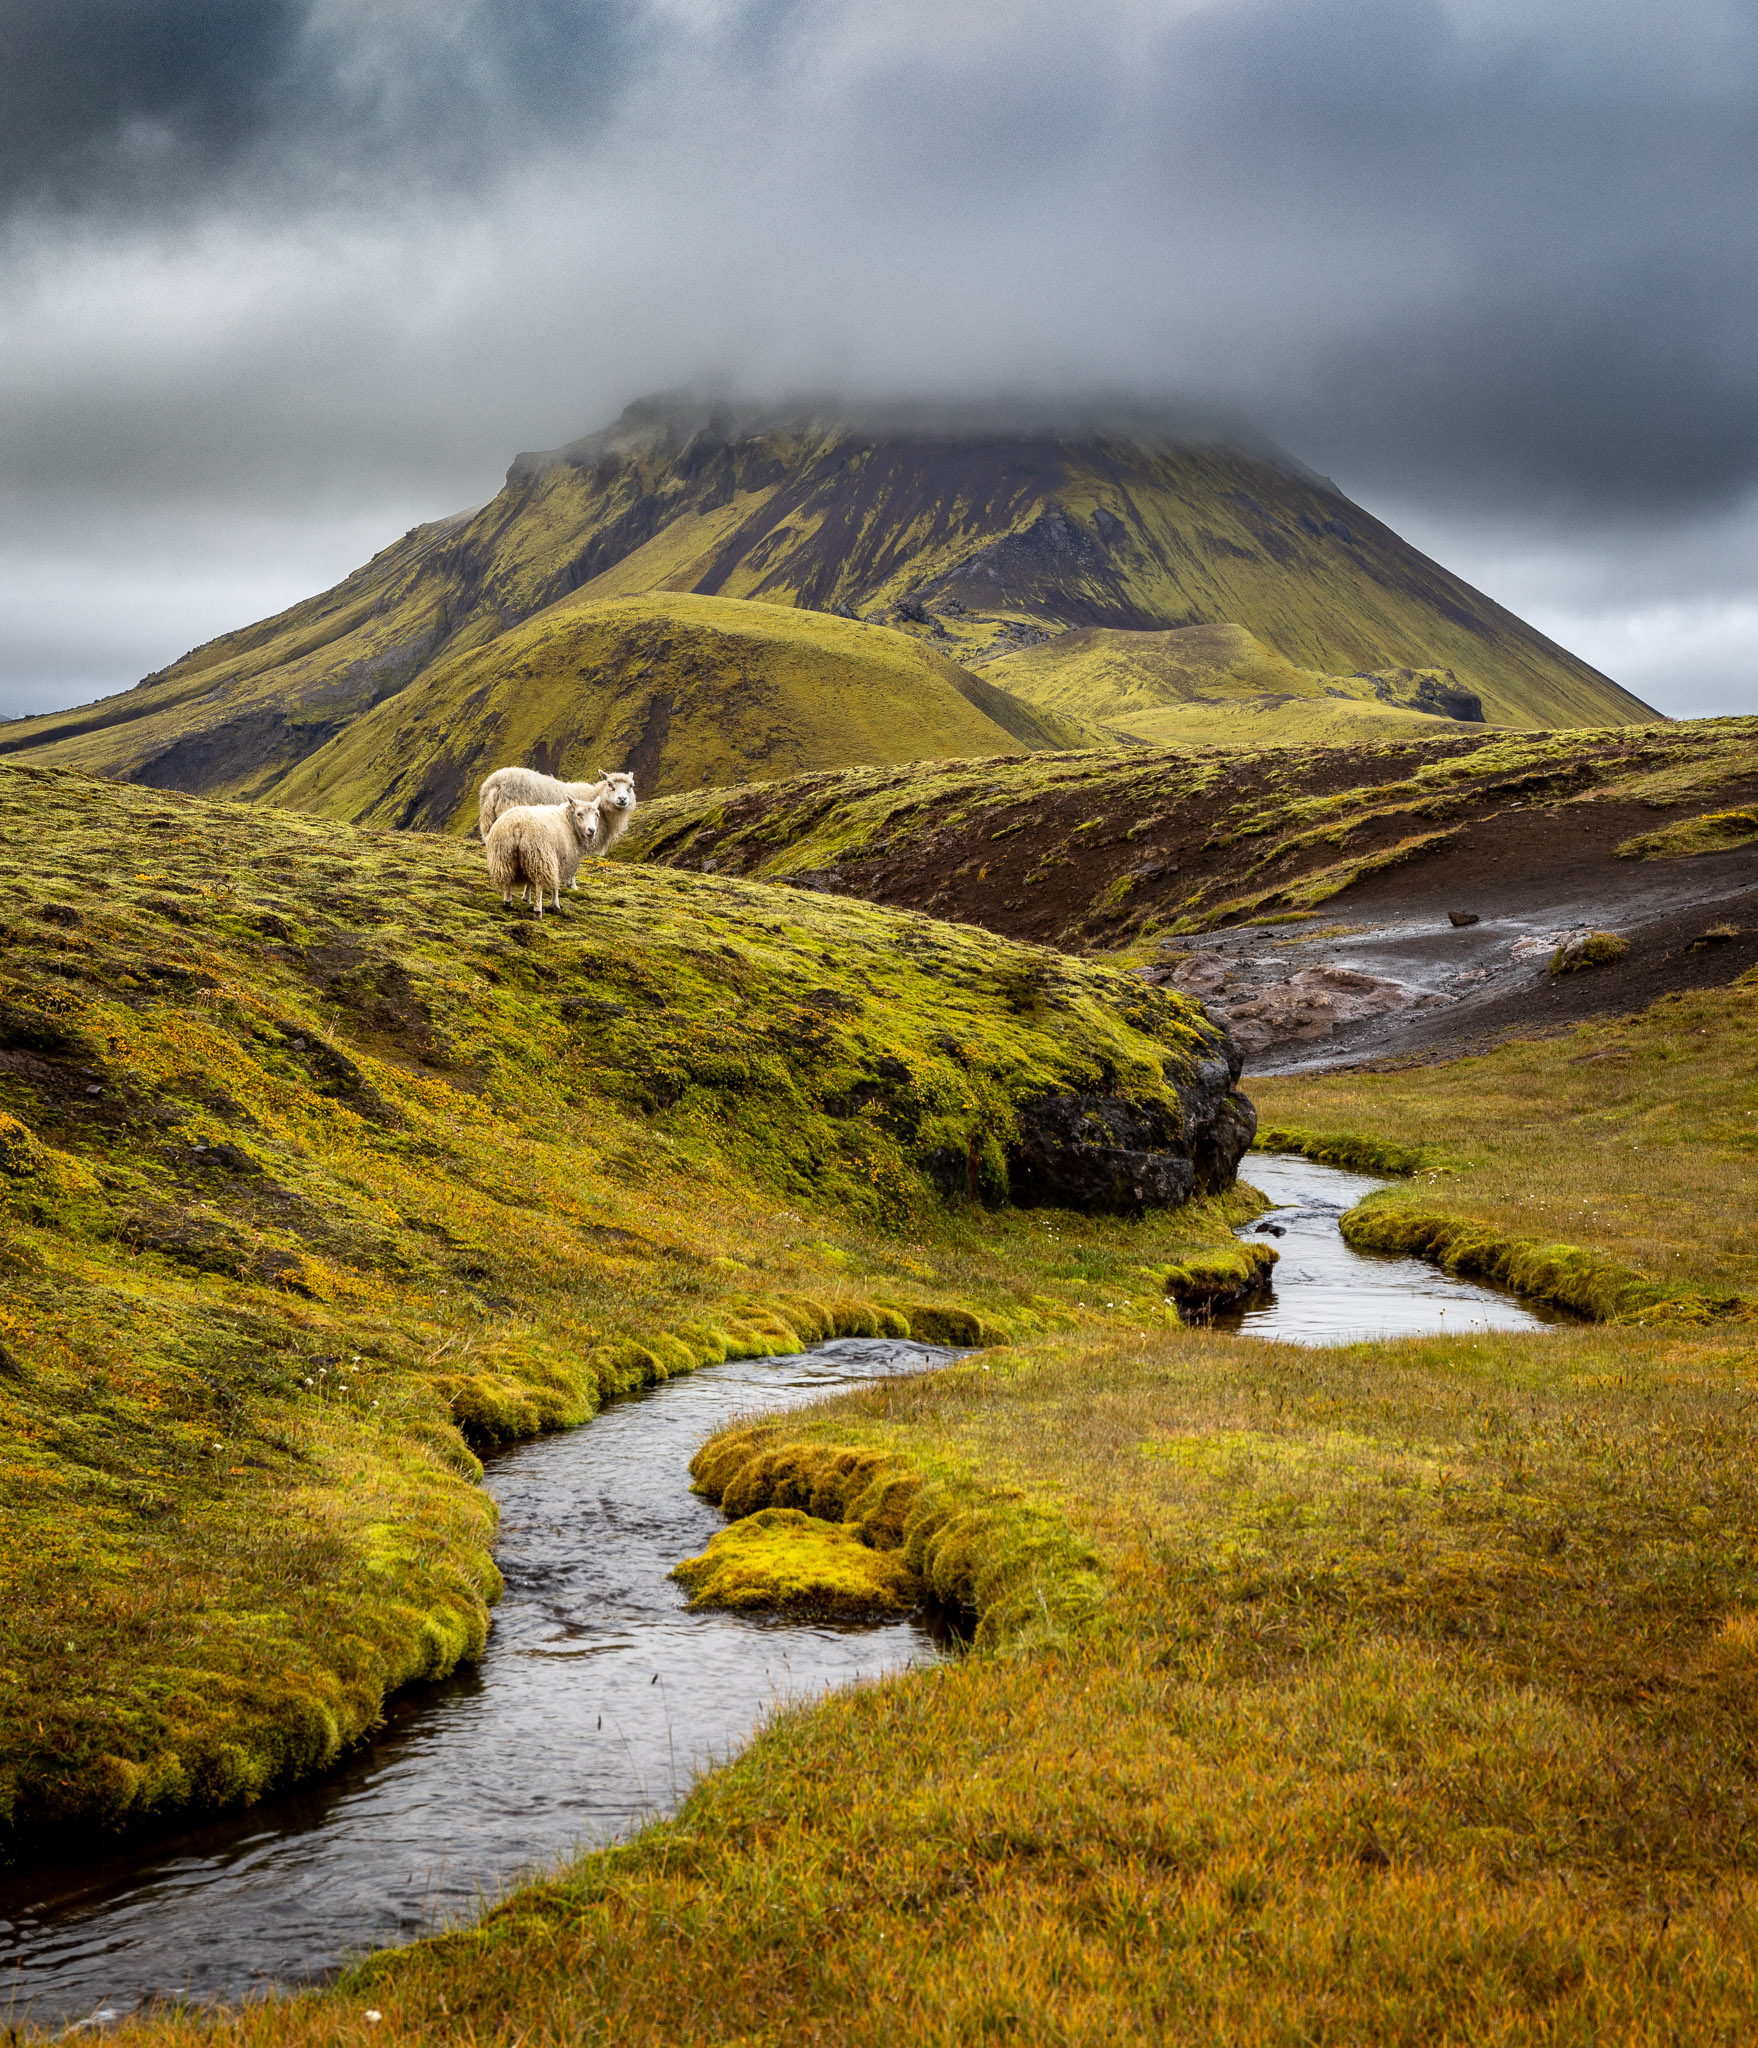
483, 798, 601, 917
477, 767, 638, 879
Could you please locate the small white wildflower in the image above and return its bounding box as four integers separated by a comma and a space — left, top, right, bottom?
364, 2012, 383, 2025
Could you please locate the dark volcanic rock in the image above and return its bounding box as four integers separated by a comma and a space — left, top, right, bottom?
1007, 1046, 1255, 1215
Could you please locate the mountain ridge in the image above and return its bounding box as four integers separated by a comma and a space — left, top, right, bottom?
0, 393, 1656, 810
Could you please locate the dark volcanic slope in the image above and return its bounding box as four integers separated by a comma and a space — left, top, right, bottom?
0, 395, 1649, 807
626, 719, 1758, 1065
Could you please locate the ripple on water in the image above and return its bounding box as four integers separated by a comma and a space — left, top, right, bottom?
0, 1339, 956, 2031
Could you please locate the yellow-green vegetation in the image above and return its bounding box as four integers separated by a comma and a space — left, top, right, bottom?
117, 1318, 1758, 2044
1618, 806, 1758, 858
267, 592, 1107, 828
627, 718, 1756, 947
1084, 691, 1476, 751
1552, 929, 1631, 973
0, 760, 1254, 1856
0, 398, 1649, 812
983, 620, 1494, 748
671, 1507, 921, 1618
1253, 974, 1758, 1325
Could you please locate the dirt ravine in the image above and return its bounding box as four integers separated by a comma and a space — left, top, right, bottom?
634, 725, 1758, 1071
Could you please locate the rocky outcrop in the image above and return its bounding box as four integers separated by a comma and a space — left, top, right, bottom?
1007, 1045, 1256, 1215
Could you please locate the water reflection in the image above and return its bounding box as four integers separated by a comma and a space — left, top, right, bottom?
1219, 1152, 1567, 1344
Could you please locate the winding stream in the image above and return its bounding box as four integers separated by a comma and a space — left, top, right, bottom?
2, 1339, 957, 2031
5, 1160, 1560, 2030
1221, 1152, 1569, 1342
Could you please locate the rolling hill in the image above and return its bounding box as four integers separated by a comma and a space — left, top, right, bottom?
265, 592, 1105, 829
981, 620, 1496, 748
0, 393, 1655, 817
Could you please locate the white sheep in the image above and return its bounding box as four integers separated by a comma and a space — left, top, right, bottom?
483, 798, 601, 917
477, 767, 638, 880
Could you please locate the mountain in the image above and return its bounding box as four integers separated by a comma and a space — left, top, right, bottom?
265, 591, 1104, 828
0, 394, 1655, 816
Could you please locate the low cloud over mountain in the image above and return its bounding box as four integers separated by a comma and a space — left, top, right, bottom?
3, 0, 1755, 718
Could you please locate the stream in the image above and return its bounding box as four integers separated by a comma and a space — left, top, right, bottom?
1220, 1152, 1569, 1342
1, 1339, 957, 2032
5, 1158, 1559, 2030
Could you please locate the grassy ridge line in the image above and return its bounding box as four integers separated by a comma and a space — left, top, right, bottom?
625, 719, 1758, 949
117, 1319, 1758, 2044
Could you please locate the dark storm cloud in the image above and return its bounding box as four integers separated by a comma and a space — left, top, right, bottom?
2, 0, 1755, 721
0, 0, 649, 216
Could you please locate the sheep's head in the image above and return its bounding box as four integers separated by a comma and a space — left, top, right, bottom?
596, 770, 637, 811
567, 798, 602, 847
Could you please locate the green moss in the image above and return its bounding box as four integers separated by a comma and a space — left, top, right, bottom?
1155, 1240, 1278, 1313
1340, 1202, 1757, 1326
1617, 808, 1758, 858
1551, 929, 1630, 972
1252, 1126, 1431, 1176
689, 1419, 1104, 1651
672, 1507, 921, 1616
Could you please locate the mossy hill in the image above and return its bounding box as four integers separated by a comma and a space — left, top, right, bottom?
0, 395, 1650, 815
264, 592, 1106, 830
0, 760, 1257, 1857
625, 717, 1758, 950
983, 620, 1499, 746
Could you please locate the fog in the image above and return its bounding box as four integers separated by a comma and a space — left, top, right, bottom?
4, 0, 1754, 720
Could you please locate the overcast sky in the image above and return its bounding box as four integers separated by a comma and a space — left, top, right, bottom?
3, 0, 1755, 721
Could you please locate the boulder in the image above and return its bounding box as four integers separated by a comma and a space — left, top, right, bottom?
1008, 1048, 1256, 1215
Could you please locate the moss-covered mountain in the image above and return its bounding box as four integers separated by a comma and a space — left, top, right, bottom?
265, 592, 1106, 830
0, 395, 1650, 815
0, 759, 1256, 1856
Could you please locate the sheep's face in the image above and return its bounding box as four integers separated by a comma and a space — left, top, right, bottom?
567, 799, 601, 847
596, 771, 637, 812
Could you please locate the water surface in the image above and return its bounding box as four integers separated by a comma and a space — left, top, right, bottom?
2, 1338, 953, 2031
1220, 1151, 1567, 1343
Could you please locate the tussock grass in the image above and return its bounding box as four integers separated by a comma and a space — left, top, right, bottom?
105, 1319, 1758, 2044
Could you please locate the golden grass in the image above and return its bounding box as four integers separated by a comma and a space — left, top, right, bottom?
100, 1317, 1758, 2045
1252, 976, 1758, 1315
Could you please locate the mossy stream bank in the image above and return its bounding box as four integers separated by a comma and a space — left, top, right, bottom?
0, 762, 1256, 1857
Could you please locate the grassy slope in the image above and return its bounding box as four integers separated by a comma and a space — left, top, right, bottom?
1251, 978, 1758, 1322
101, 971, 1758, 2046
1096, 694, 1478, 751
0, 407, 1647, 807
624, 719, 1758, 950
259, 592, 1104, 830
0, 760, 1253, 1856
30, 778, 1758, 2041
119, 1330, 1758, 2041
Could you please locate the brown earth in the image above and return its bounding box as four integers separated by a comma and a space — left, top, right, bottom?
633, 725, 1758, 1070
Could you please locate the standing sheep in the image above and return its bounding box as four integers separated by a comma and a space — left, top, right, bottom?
484, 798, 601, 917
477, 767, 638, 879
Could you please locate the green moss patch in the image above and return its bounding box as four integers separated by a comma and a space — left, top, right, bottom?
1617, 807, 1758, 858
673, 1508, 921, 1617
